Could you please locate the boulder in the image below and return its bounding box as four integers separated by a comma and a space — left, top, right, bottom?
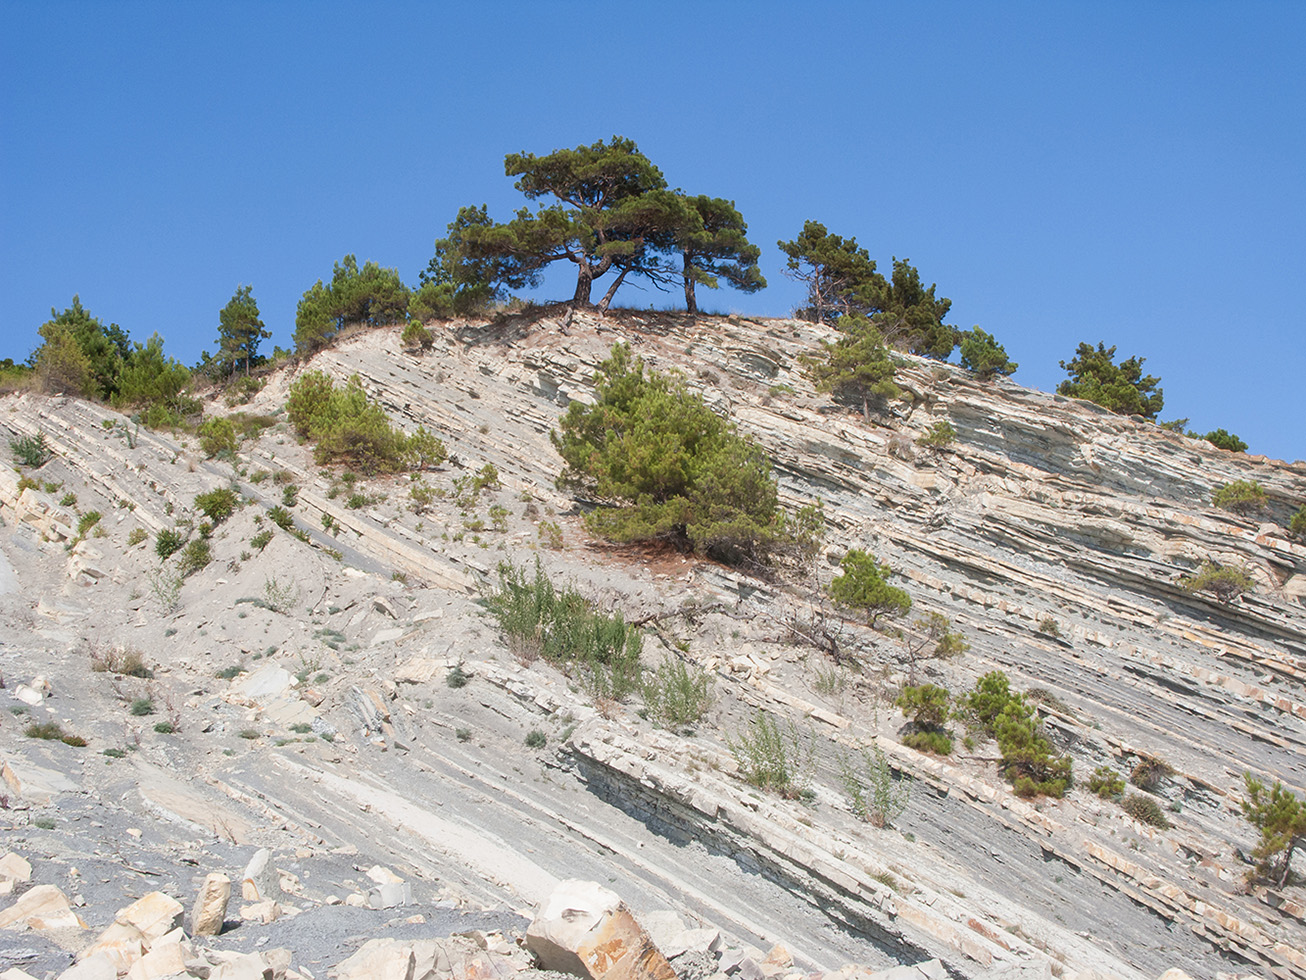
125, 936, 191, 980
0, 884, 87, 932
0, 853, 32, 883
57, 956, 118, 980
527, 880, 676, 980
191, 872, 231, 936
113, 891, 185, 944
241, 848, 276, 901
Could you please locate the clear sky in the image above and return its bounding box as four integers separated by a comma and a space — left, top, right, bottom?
3, 1, 1303, 461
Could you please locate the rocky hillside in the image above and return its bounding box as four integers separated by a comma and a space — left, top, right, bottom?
1, 308, 1303, 980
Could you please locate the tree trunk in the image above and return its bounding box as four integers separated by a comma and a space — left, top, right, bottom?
573, 266, 594, 305
684, 253, 697, 314
596, 266, 632, 312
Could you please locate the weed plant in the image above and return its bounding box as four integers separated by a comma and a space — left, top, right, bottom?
486, 559, 642, 700
839, 743, 911, 827
641, 658, 713, 730
727, 709, 814, 799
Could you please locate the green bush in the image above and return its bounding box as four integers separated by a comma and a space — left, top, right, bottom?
902, 730, 953, 755
916, 420, 955, 450
962, 671, 1070, 797
524, 729, 548, 748
896, 684, 950, 728
76, 511, 102, 539
177, 539, 212, 576
401, 321, 434, 351
727, 709, 813, 799
1122, 793, 1170, 828
129, 697, 155, 716
800, 314, 900, 418
959, 327, 1018, 380
839, 743, 911, 827
155, 528, 185, 560
641, 659, 713, 730
1087, 766, 1125, 799
1179, 562, 1254, 602
197, 417, 238, 458
250, 530, 273, 551
127, 527, 148, 546
485, 559, 642, 701
1241, 772, 1306, 886
1212, 480, 1267, 515
829, 549, 911, 628
266, 505, 294, 530
194, 487, 238, 525
446, 664, 470, 689
552, 343, 817, 567
286, 370, 437, 475
10, 432, 52, 467
1292, 505, 1306, 539
1203, 429, 1247, 453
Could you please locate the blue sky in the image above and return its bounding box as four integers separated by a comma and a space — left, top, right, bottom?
3, 2, 1303, 461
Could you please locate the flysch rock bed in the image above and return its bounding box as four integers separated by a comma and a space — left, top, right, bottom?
1, 307, 1303, 980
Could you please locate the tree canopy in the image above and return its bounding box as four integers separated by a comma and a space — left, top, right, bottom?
828, 549, 912, 627
294, 255, 411, 353
32, 296, 130, 399
676, 195, 766, 314
213, 285, 270, 376
1057, 342, 1163, 419
778, 221, 884, 325
959, 327, 1018, 380
552, 343, 811, 566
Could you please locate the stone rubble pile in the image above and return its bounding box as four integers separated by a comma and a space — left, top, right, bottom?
2, 857, 1218, 980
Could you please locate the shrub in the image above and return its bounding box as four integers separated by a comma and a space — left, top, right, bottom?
485, 559, 642, 700
281, 484, 299, 507
128, 527, 148, 546
902, 730, 953, 755
153, 721, 175, 734
177, 539, 211, 576
266, 505, 294, 530
402, 321, 434, 351
641, 659, 713, 730
1241, 772, 1306, 886
728, 709, 813, 799
215, 664, 245, 680
27, 720, 83, 744
194, 487, 238, 525
1036, 616, 1062, 638
250, 530, 273, 551
90, 645, 152, 678
262, 576, 299, 614
446, 664, 470, 689
829, 549, 911, 628
404, 426, 447, 470
1203, 429, 1247, 453
287, 370, 427, 475
1180, 562, 1254, 602
10, 432, 52, 467
839, 743, 911, 827
1129, 755, 1173, 792
896, 684, 950, 728
963, 671, 1070, 797
197, 417, 238, 458
959, 327, 1018, 380
916, 420, 955, 450
129, 697, 155, 716
1087, 766, 1125, 799
800, 314, 901, 418
155, 528, 185, 560
76, 511, 102, 539
1292, 505, 1306, 540
553, 343, 816, 566
147, 565, 183, 613
1212, 480, 1267, 515
1122, 793, 1170, 828
524, 729, 547, 749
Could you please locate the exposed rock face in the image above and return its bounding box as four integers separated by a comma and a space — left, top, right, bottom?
0, 309, 1302, 980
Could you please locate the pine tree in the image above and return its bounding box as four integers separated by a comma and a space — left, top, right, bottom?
216, 285, 270, 376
